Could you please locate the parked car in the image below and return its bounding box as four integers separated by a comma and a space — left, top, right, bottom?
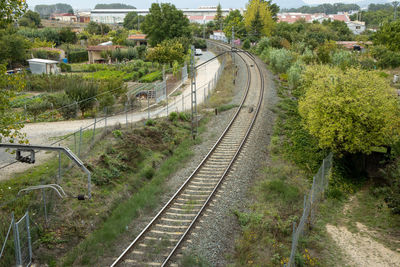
195, 49, 203, 56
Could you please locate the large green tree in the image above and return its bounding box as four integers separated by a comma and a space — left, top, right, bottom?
244, 0, 275, 39
19, 10, 41, 28
214, 3, 224, 30
223, 10, 246, 40
85, 21, 111, 35
141, 3, 191, 46
123, 11, 144, 30
146, 38, 185, 65
374, 20, 400, 52
0, 27, 30, 67
0, 0, 27, 27
299, 65, 400, 155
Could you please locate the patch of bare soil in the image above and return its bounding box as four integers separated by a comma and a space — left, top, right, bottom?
326, 223, 400, 267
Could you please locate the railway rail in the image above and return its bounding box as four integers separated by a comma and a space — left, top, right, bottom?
111, 40, 265, 267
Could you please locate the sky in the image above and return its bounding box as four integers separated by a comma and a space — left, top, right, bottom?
26, 0, 364, 10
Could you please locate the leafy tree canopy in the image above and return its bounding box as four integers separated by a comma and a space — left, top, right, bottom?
0, 27, 30, 67
141, 3, 191, 47
214, 3, 224, 30
95, 3, 136, 9
146, 38, 186, 65
244, 0, 275, 39
299, 65, 400, 155
0, 0, 27, 27
19, 10, 41, 28
123, 11, 145, 30
373, 20, 400, 52
85, 21, 111, 35
223, 10, 246, 40
284, 3, 360, 14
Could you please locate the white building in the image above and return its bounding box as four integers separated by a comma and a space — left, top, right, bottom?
27, 59, 59, 75
90, 8, 235, 24
346, 20, 366, 35
209, 30, 228, 43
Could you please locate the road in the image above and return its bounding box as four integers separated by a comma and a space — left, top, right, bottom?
0, 51, 221, 180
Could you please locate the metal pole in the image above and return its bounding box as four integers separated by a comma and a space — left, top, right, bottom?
92, 116, 96, 146
190, 45, 197, 138
78, 127, 82, 158
147, 92, 150, 120
12, 213, 19, 265
125, 102, 128, 126
42, 189, 48, 225
14, 215, 22, 266
104, 107, 108, 133
26, 212, 32, 264
58, 147, 61, 183
74, 132, 77, 154
163, 65, 168, 116
182, 93, 184, 111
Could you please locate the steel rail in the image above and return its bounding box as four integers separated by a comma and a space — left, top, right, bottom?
111, 40, 263, 267
161, 40, 265, 266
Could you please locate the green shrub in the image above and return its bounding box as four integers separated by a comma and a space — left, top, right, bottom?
169, 112, 178, 121
371, 45, 400, 69
267, 48, 294, 73
256, 37, 270, 55
178, 112, 190, 121
242, 39, 251, 50
112, 130, 123, 138
142, 165, 155, 179
32, 49, 60, 61
145, 119, 156, 126
26, 98, 51, 121
193, 38, 207, 49
59, 62, 72, 72
332, 50, 358, 70
288, 61, 304, 89
67, 50, 88, 63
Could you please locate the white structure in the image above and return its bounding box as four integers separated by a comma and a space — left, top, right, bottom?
90, 8, 235, 24
346, 20, 366, 35
209, 30, 228, 43
27, 59, 59, 75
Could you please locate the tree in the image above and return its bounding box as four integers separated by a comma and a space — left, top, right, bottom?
0, 0, 27, 27
19, 10, 41, 28
374, 20, 400, 52
141, 3, 191, 46
123, 11, 144, 30
298, 65, 400, 155
65, 81, 98, 118
0, 28, 30, 67
59, 27, 77, 43
214, 3, 224, 31
244, 0, 275, 39
85, 21, 110, 35
95, 3, 136, 9
223, 10, 246, 40
146, 39, 185, 65
34, 3, 73, 19
0, 64, 27, 143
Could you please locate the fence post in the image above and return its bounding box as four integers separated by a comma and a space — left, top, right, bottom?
104, 107, 108, 133
182, 93, 184, 111
74, 132, 77, 154
13, 213, 22, 266
26, 212, 32, 264
288, 221, 297, 267
78, 127, 82, 158
42, 189, 48, 226
204, 86, 206, 103
92, 116, 96, 146
58, 145, 61, 183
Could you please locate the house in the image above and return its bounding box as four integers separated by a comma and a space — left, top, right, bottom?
346, 20, 366, 35
210, 30, 228, 43
50, 13, 77, 23
77, 12, 91, 23
27, 59, 59, 74
127, 34, 147, 46
87, 45, 125, 64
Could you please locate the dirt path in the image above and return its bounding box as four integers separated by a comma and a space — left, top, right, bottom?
326, 223, 400, 267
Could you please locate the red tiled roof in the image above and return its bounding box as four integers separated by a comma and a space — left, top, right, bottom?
205, 16, 215, 20
188, 16, 204, 20
127, 34, 147, 40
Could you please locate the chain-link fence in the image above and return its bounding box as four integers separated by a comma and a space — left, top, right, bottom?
286, 153, 333, 267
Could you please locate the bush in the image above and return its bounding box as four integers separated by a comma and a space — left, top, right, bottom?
267, 48, 294, 73
371, 45, 400, 69
32, 49, 60, 60
242, 39, 251, 50
169, 112, 178, 121
178, 112, 190, 121
331, 50, 358, 70
256, 37, 270, 55
193, 39, 207, 49
67, 50, 88, 63
59, 62, 71, 72
145, 119, 155, 126
288, 61, 304, 89
26, 98, 51, 121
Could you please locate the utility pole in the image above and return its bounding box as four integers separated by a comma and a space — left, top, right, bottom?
393, 1, 399, 20
232, 26, 235, 83
137, 14, 139, 30
190, 45, 197, 139
163, 65, 168, 116
203, 20, 206, 39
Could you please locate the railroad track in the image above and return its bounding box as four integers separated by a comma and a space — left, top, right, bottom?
111, 40, 264, 267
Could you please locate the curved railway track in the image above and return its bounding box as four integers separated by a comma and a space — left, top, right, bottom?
111, 41, 264, 267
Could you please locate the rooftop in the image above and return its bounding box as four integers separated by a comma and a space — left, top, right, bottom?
87, 45, 125, 51
27, 58, 59, 64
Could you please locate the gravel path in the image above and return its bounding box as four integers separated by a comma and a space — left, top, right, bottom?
174, 56, 279, 265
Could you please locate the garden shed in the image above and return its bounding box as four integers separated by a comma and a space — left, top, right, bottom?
87, 45, 124, 64
27, 58, 60, 75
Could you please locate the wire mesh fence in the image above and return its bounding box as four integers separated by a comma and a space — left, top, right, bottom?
286, 153, 333, 267
0, 48, 229, 266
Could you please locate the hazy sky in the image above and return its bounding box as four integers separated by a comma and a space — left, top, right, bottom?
26, 0, 363, 10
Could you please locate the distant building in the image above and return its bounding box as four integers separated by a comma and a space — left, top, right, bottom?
277, 12, 365, 35
127, 34, 147, 46
50, 13, 77, 22
90, 8, 235, 24
87, 45, 125, 64
77, 12, 91, 23
210, 30, 228, 43
27, 59, 59, 74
